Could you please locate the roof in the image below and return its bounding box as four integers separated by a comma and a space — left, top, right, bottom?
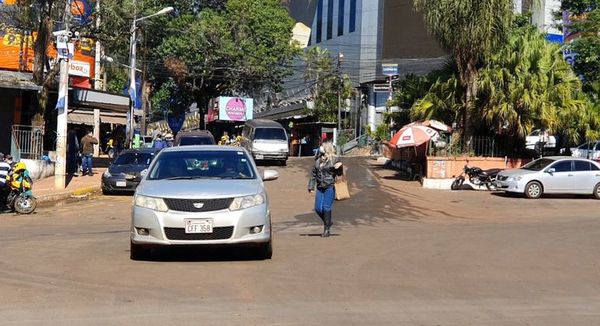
0, 70, 41, 91
70, 88, 130, 113
244, 119, 285, 128
176, 130, 214, 137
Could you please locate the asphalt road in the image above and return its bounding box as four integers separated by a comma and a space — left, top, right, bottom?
1, 157, 600, 325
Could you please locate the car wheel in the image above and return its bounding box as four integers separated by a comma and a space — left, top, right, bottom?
130, 241, 151, 261
525, 181, 543, 199
256, 239, 273, 260
102, 188, 111, 195
593, 183, 600, 199
280, 160, 287, 167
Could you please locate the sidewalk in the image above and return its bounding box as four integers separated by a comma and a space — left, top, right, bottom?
34, 167, 106, 204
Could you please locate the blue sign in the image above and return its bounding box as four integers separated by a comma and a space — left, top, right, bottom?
167, 114, 185, 134
382, 63, 399, 76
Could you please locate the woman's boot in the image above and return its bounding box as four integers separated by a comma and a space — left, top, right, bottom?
322, 211, 332, 237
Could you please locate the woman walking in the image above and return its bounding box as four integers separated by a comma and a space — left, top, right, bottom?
308, 142, 343, 237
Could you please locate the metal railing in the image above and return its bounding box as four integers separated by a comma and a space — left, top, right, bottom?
12, 125, 44, 160
428, 135, 519, 158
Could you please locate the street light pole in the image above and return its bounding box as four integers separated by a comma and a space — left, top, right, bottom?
127, 5, 174, 147
54, 1, 71, 190
337, 52, 343, 133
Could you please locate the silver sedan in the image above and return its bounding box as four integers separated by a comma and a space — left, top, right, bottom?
496, 156, 600, 199
130, 146, 278, 260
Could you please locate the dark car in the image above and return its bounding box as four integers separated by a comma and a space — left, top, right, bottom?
174, 130, 216, 146
101, 149, 158, 194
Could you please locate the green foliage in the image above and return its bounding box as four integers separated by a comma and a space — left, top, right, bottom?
561, 0, 600, 15
302, 47, 355, 123
373, 124, 391, 141
413, 0, 514, 136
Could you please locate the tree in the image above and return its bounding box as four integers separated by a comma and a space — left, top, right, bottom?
478, 25, 597, 144
561, 1, 600, 96
302, 47, 354, 123
413, 0, 514, 137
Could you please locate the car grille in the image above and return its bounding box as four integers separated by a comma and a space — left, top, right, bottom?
163, 227, 234, 240
163, 198, 233, 212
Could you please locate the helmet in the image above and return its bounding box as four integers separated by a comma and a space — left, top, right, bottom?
13, 162, 26, 173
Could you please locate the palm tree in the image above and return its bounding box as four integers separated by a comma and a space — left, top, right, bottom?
413, 0, 514, 137
478, 25, 598, 145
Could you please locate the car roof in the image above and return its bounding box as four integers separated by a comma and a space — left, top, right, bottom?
160, 145, 245, 153
244, 119, 284, 128
542, 156, 598, 162
176, 130, 213, 136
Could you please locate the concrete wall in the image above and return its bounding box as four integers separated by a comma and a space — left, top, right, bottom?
22, 159, 55, 180
426, 157, 532, 179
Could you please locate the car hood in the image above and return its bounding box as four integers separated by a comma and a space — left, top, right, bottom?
498, 168, 539, 177
109, 164, 148, 175
137, 179, 263, 199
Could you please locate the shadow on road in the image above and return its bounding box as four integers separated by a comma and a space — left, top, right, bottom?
139, 246, 269, 262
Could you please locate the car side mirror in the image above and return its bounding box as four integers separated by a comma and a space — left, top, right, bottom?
546, 168, 555, 174
262, 169, 279, 181
140, 169, 148, 177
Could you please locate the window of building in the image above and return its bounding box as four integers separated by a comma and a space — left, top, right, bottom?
327, 0, 334, 40
316, 0, 323, 43
349, 0, 356, 33
338, 0, 345, 36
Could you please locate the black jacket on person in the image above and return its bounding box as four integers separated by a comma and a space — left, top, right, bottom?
308, 156, 343, 190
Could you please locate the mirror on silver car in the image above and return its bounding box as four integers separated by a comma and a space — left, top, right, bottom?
263, 169, 279, 181
546, 168, 556, 174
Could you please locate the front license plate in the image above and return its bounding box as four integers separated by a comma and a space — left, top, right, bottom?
184, 219, 213, 234
255, 154, 264, 160
116, 181, 127, 187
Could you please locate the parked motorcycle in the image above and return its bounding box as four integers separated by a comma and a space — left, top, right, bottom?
451, 164, 501, 191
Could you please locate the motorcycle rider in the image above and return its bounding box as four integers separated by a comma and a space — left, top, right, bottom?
0, 153, 11, 212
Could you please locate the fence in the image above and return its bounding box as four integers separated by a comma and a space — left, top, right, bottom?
428, 135, 521, 158
12, 125, 44, 160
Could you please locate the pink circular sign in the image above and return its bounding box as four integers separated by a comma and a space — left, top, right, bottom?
226, 98, 247, 121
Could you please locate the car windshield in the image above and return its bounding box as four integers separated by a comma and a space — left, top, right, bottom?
254, 128, 286, 141
521, 158, 555, 171
179, 137, 214, 145
113, 152, 154, 165
148, 150, 255, 180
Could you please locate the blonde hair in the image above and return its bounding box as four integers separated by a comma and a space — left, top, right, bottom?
320, 142, 336, 163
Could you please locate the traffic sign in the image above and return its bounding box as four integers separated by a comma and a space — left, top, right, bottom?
373, 84, 391, 93
382, 63, 399, 76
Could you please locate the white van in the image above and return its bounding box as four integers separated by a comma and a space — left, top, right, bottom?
241, 119, 289, 166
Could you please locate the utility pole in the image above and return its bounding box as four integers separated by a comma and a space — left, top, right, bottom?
337, 52, 343, 133
128, 0, 138, 148
93, 0, 102, 157
54, 1, 72, 190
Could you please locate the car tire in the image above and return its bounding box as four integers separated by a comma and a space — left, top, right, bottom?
256, 239, 273, 260
525, 181, 543, 199
130, 241, 151, 261
102, 188, 111, 195
593, 183, 600, 199
280, 160, 287, 167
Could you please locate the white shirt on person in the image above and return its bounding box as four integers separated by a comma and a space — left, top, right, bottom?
0, 162, 10, 186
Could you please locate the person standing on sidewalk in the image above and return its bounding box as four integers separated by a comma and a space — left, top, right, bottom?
308, 142, 343, 237
0, 153, 11, 211
80, 130, 98, 176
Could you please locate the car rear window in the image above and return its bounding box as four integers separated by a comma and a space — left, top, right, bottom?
574, 161, 591, 171
179, 137, 215, 146
114, 152, 154, 165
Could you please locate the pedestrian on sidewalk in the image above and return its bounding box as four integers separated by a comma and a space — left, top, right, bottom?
0, 153, 11, 211
80, 130, 99, 176
308, 142, 343, 237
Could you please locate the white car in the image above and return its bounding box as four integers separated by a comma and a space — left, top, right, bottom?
130, 146, 278, 260
496, 156, 600, 199
525, 129, 556, 150
570, 141, 600, 160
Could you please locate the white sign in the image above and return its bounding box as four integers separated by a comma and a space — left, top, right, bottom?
69, 60, 91, 77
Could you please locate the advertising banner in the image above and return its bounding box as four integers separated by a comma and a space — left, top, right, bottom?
217, 97, 254, 122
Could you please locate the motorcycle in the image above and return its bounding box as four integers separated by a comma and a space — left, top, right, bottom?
451, 164, 501, 191
3, 162, 37, 214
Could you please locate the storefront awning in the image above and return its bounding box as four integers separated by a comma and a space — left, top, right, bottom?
0, 71, 41, 91
255, 102, 308, 120
70, 88, 130, 113
67, 110, 127, 126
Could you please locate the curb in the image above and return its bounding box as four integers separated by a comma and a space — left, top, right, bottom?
37, 185, 102, 204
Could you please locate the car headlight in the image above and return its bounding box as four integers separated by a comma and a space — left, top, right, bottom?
134, 194, 168, 212
229, 193, 265, 211
507, 176, 522, 182
103, 170, 112, 178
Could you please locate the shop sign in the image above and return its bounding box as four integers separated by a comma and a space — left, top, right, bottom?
217, 96, 253, 122
69, 60, 90, 77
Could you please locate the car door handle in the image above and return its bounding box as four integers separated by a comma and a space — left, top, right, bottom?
568, 174, 574, 177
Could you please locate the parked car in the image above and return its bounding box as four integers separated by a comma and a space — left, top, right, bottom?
130, 145, 278, 260
570, 141, 600, 160
496, 156, 600, 199
101, 149, 158, 194
525, 129, 557, 150
241, 119, 289, 166
174, 130, 216, 146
